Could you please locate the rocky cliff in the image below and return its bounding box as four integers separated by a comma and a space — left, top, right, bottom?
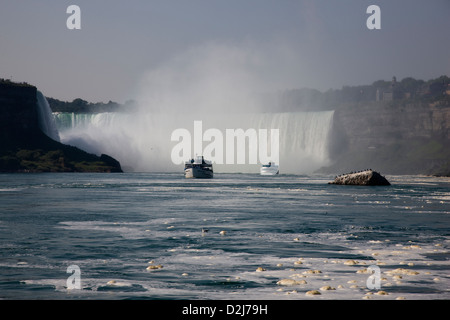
0, 83, 39, 138
324, 100, 450, 176
0, 81, 122, 173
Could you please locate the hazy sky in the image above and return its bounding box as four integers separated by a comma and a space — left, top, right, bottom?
1, 0, 449, 103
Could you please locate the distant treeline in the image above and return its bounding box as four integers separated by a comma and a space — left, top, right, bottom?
47, 97, 131, 113
276, 75, 450, 111
45, 75, 450, 113
0, 78, 34, 88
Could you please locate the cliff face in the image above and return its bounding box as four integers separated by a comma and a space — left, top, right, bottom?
335, 101, 450, 144
0, 83, 38, 140
325, 100, 450, 175
0, 81, 122, 173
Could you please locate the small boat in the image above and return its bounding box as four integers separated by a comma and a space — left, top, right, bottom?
185, 156, 213, 179
260, 162, 279, 175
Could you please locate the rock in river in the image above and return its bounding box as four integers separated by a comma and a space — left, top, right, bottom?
328, 170, 390, 186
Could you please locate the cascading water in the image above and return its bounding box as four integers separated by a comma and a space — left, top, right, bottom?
54, 111, 334, 173
36, 91, 60, 142
249, 112, 334, 173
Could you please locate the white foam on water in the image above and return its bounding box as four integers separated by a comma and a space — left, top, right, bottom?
28, 195, 450, 300
0, 188, 25, 192
17, 233, 449, 300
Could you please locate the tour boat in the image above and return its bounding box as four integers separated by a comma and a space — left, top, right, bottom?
184, 156, 213, 179
260, 162, 279, 175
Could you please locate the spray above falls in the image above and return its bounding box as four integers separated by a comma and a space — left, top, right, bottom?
54, 43, 336, 173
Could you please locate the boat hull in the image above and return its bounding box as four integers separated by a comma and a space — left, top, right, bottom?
185, 167, 214, 179
260, 167, 279, 175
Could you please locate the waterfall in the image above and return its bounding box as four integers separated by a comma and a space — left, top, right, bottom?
250, 112, 334, 173
54, 111, 334, 173
36, 91, 60, 142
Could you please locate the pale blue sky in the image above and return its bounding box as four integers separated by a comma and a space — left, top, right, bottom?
1, 0, 449, 103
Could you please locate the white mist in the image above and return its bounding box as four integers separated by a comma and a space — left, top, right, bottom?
54, 42, 334, 173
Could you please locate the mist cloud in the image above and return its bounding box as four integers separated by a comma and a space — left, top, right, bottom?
134, 41, 307, 114
59, 41, 334, 173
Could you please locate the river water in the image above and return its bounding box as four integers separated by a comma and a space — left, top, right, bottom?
0, 173, 449, 300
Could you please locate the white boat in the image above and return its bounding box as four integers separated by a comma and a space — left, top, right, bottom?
260, 162, 279, 175
184, 156, 213, 179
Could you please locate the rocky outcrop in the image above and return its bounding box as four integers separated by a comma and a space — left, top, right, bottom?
323, 99, 450, 175
0, 81, 122, 173
328, 170, 390, 186
0, 82, 39, 138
